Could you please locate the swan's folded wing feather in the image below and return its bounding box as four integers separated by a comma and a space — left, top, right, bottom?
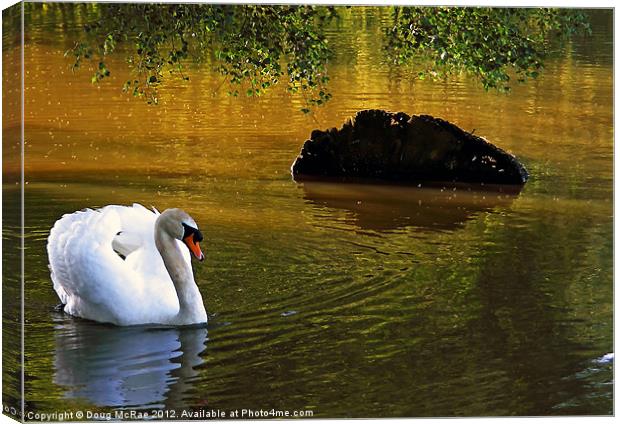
48, 209, 107, 302
111, 232, 143, 258
49, 207, 145, 322
48, 204, 180, 325
61, 209, 131, 302
48, 211, 84, 304
104, 204, 158, 257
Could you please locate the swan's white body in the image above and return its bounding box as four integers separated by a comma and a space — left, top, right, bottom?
47, 204, 208, 326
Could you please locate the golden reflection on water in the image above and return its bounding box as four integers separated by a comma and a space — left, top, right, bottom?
16, 16, 613, 237
17, 10, 612, 185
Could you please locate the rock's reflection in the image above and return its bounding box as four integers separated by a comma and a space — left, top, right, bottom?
300, 181, 520, 232
53, 316, 207, 409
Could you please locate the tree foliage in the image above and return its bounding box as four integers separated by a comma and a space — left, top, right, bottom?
59, 4, 590, 108
386, 7, 591, 90
66, 4, 335, 108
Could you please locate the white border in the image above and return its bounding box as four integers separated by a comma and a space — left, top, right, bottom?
0, 2, 616, 424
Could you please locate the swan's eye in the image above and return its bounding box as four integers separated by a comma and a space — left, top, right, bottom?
182, 223, 203, 242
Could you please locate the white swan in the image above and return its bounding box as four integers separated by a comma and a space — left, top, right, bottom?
47, 204, 208, 326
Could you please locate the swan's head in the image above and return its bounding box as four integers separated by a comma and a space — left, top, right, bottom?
159, 208, 205, 261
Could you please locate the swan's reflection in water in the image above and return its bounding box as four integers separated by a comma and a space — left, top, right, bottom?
300, 181, 520, 232
53, 316, 207, 409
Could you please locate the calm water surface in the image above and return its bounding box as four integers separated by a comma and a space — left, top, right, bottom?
3, 7, 613, 417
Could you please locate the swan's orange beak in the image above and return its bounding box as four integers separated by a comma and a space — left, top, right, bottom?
184, 235, 204, 261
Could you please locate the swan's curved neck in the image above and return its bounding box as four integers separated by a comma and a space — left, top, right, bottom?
154, 225, 207, 325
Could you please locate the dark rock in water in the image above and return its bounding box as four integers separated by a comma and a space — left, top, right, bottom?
291, 110, 528, 185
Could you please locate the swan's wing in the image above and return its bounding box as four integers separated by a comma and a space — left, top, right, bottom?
49, 208, 137, 311
47, 209, 84, 305
47, 204, 179, 325
106, 204, 158, 258
105, 203, 191, 270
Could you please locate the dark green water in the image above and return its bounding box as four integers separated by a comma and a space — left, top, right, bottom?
3, 6, 613, 418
